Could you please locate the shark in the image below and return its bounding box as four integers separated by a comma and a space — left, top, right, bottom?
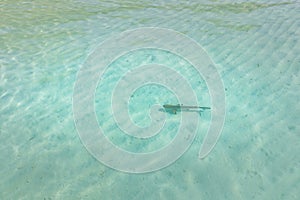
163, 104, 210, 114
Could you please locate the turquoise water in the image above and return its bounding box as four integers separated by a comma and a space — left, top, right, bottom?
1, 0, 299, 199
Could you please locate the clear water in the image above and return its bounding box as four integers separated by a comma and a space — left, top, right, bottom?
1, 0, 299, 199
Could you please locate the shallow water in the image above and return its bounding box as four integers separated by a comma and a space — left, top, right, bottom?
1, 0, 299, 199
